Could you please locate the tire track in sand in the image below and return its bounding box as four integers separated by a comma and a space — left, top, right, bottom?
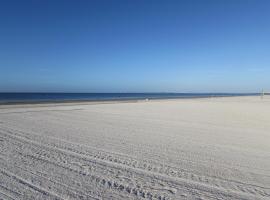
1, 126, 269, 198
1, 127, 268, 199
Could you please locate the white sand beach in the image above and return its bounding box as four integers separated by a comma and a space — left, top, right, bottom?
0, 96, 269, 200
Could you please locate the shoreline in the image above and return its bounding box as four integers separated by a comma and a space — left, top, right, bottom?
0, 94, 261, 108
0, 93, 259, 106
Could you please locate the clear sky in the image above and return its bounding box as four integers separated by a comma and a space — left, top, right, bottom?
0, 0, 269, 93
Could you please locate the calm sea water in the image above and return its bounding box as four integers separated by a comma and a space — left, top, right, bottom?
0, 93, 258, 104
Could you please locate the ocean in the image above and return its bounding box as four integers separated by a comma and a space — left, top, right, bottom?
0, 93, 258, 104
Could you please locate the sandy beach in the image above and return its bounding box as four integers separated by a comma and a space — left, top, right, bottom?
0, 96, 269, 200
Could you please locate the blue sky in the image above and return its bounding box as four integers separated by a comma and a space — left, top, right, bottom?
0, 0, 269, 93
